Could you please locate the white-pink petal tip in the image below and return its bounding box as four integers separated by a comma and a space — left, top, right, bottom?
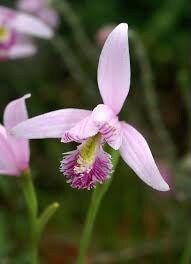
23, 93, 31, 99
158, 182, 170, 192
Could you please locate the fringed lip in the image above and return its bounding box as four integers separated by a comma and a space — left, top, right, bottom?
60, 146, 113, 190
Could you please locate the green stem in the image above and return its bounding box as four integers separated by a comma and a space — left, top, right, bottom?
20, 170, 38, 264
20, 170, 59, 264
180, 230, 191, 264
77, 149, 120, 264
38, 202, 60, 236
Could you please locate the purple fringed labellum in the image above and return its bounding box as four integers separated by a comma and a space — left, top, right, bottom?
60, 134, 113, 190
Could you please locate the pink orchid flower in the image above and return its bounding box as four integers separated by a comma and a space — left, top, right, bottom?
12, 23, 169, 191
0, 95, 30, 176
0, 6, 53, 60
17, 0, 59, 29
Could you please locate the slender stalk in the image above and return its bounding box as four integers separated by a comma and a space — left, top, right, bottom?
38, 202, 60, 236
129, 29, 176, 159
20, 170, 38, 264
77, 149, 120, 264
180, 230, 191, 264
20, 170, 59, 264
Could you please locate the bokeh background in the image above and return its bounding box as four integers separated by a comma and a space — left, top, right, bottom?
0, 0, 191, 263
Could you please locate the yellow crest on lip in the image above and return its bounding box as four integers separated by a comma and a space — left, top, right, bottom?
74, 133, 102, 174
0, 27, 10, 42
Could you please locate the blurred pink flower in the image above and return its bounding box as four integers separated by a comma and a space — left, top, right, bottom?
0, 95, 30, 176
12, 24, 169, 191
96, 24, 116, 46
17, 0, 59, 29
0, 6, 53, 60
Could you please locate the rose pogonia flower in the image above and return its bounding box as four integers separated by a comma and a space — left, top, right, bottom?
0, 6, 53, 60
12, 23, 169, 191
0, 95, 30, 176
17, 0, 59, 29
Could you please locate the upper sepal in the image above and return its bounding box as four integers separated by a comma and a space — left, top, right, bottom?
97, 23, 131, 115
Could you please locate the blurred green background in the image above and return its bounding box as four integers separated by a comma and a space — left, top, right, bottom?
0, 0, 191, 263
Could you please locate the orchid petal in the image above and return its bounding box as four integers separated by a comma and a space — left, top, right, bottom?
92, 104, 115, 124
12, 109, 91, 139
0, 169, 18, 176
12, 12, 53, 39
7, 35, 36, 59
0, 127, 19, 175
0, 6, 14, 25
119, 122, 169, 191
99, 118, 122, 150
62, 114, 98, 143
0, 124, 7, 138
4, 94, 30, 130
92, 104, 122, 149
4, 94, 31, 171
38, 8, 59, 29
97, 23, 130, 115
17, 0, 41, 12
6, 136, 30, 171
17, 0, 59, 28
8, 42, 36, 59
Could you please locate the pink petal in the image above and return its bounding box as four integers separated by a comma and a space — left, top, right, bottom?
0, 126, 19, 175
92, 104, 122, 149
99, 117, 122, 150
38, 8, 59, 29
4, 94, 31, 171
12, 109, 91, 139
0, 33, 36, 60
0, 6, 15, 25
4, 94, 31, 130
7, 136, 30, 171
17, 0, 59, 29
11, 12, 53, 39
17, 0, 42, 12
62, 104, 122, 149
92, 104, 115, 123
8, 42, 36, 59
119, 122, 169, 191
0, 124, 7, 138
62, 114, 98, 143
0, 169, 18, 176
97, 23, 130, 115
